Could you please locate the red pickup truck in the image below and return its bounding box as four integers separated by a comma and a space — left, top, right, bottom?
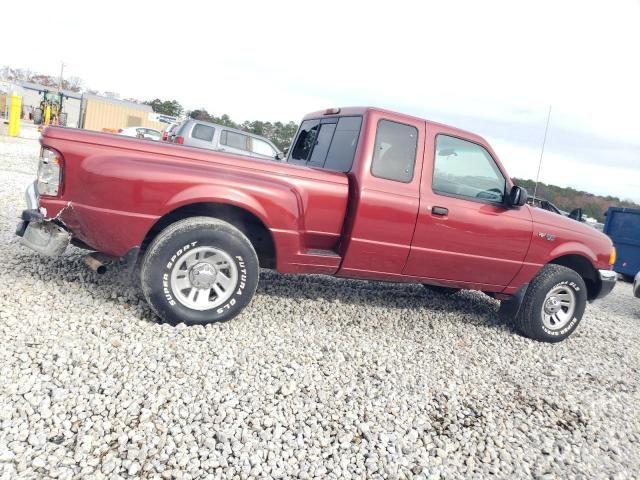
16, 107, 616, 342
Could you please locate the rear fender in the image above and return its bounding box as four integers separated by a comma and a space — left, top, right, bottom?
163, 183, 300, 232
160, 184, 305, 271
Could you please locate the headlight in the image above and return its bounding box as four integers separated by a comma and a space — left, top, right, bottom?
37, 147, 62, 196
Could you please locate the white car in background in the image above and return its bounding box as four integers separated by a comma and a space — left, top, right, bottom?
118, 127, 162, 141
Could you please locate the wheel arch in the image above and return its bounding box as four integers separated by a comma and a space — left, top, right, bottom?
548, 253, 599, 300
142, 202, 276, 269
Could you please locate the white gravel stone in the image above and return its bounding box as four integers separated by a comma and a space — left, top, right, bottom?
0, 135, 639, 478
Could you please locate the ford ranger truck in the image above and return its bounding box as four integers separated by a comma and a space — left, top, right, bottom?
15, 107, 617, 342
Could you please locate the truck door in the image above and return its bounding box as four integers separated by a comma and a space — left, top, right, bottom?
338, 112, 424, 279
403, 131, 532, 288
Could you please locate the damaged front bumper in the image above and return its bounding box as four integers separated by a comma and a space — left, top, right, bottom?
15, 182, 70, 256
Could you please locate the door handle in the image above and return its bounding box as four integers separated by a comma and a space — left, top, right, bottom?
432, 206, 448, 216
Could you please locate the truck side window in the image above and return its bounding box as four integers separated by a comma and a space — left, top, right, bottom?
192, 124, 215, 142
432, 135, 506, 203
371, 120, 418, 183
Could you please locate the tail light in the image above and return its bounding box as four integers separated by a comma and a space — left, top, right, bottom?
609, 246, 617, 266
37, 147, 63, 196
162, 131, 168, 141
176, 136, 184, 145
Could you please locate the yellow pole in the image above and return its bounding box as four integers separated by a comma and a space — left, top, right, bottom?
8, 94, 22, 137
44, 104, 51, 125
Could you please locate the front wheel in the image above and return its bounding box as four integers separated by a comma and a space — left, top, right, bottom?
512, 264, 587, 342
140, 217, 259, 326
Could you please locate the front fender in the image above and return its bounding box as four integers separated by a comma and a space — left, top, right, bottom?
504, 240, 600, 295
547, 241, 598, 266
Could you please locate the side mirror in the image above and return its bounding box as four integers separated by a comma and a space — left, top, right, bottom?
276, 146, 289, 161
509, 185, 528, 207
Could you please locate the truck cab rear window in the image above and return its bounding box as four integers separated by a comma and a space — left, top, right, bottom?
291, 120, 320, 162
289, 116, 362, 172
371, 120, 418, 183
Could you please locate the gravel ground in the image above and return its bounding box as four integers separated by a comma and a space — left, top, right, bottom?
0, 135, 639, 479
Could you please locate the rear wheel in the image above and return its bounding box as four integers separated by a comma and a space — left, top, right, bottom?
513, 264, 587, 342
140, 217, 259, 326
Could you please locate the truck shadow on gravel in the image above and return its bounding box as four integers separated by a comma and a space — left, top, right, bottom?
17, 250, 507, 332
255, 270, 507, 330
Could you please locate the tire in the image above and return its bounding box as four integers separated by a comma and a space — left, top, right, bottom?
140, 217, 259, 326
619, 273, 633, 283
33, 108, 43, 125
514, 264, 587, 342
422, 284, 461, 295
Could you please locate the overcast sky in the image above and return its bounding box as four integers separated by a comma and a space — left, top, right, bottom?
5, 0, 640, 201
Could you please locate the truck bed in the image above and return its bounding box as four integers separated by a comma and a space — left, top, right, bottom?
39, 127, 350, 273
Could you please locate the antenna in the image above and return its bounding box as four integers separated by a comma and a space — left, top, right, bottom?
533, 105, 552, 202
58, 62, 66, 92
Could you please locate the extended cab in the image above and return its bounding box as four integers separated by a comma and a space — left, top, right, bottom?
16, 107, 617, 342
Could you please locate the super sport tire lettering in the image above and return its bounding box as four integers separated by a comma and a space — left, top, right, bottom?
511, 264, 587, 343
140, 217, 259, 326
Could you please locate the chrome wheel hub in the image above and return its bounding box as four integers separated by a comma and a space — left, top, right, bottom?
541, 285, 576, 331
189, 262, 218, 289
544, 296, 562, 315
169, 246, 238, 311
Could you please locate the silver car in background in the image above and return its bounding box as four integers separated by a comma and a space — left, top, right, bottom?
173, 119, 281, 160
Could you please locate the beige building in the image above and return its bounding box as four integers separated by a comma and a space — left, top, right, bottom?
80, 94, 166, 132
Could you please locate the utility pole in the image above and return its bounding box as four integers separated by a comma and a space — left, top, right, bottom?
58, 62, 65, 92
533, 105, 552, 202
